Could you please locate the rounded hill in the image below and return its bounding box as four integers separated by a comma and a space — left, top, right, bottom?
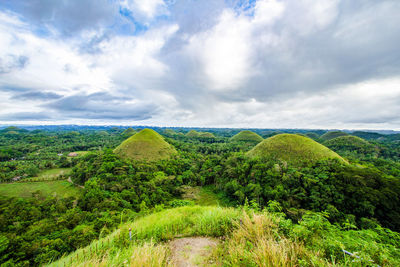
114, 129, 177, 161
198, 132, 215, 138
324, 136, 378, 155
247, 134, 345, 166
230, 130, 263, 143
122, 128, 136, 137
321, 131, 348, 141
186, 130, 200, 138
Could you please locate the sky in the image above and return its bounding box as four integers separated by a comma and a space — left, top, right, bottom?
0, 0, 400, 129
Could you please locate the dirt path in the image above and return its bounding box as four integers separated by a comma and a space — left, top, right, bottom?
169, 237, 219, 267
67, 177, 84, 189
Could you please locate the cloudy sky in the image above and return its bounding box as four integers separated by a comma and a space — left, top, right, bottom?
0, 0, 399, 129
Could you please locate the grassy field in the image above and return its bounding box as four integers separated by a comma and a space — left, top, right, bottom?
23, 168, 72, 182
69, 151, 89, 157
182, 186, 233, 207
247, 133, 346, 166
0, 180, 82, 198
114, 128, 177, 161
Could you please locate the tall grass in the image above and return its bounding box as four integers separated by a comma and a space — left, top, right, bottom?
217, 211, 332, 266
47, 206, 240, 267
48, 206, 400, 267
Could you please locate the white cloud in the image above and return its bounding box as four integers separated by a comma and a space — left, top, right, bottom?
1, 0, 400, 130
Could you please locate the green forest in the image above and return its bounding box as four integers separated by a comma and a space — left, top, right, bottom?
0, 126, 400, 266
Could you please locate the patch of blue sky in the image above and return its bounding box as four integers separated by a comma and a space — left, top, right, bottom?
117, 6, 172, 36
227, 0, 257, 16
117, 7, 148, 35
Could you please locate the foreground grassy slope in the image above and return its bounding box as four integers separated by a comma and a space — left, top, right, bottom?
47, 206, 240, 267
48, 206, 400, 267
230, 130, 263, 143
114, 128, 177, 161
247, 134, 345, 166
0, 180, 81, 198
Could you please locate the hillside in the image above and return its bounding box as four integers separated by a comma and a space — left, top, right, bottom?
247, 133, 345, 166
114, 128, 177, 161
48, 205, 400, 267
230, 130, 263, 143
122, 127, 136, 138
186, 130, 200, 138
324, 135, 378, 155
320, 130, 349, 141
198, 132, 215, 138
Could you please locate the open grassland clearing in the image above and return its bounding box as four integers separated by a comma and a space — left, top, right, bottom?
0, 180, 82, 198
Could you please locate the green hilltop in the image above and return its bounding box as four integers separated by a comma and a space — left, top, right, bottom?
121, 128, 136, 138
321, 130, 349, 141
186, 130, 199, 137
114, 129, 177, 161
324, 135, 378, 155
247, 133, 345, 166
230, 130, 263, 143
186, 130, 200, 137
198, 132, 215, 138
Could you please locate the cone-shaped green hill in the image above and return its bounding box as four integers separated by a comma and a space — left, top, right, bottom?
114, 129, 177, 161
186, 130, 200, 137
321, 131, 348, 141
247, 134, 345, 166
231, 130, 263, 143
324, 135, 378, 155
198, 132, 215, 138
122, 127, 136, 137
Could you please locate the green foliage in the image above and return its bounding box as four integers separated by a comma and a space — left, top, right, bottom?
114, 128, 177, 161
247, 134, 346, 167
0, 126, 400, 266
324, 135, 379, 159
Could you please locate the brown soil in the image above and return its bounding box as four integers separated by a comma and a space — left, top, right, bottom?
169, 237, 219, 267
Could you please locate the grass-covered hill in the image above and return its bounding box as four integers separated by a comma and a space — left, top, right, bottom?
198, 132, 215, 138
48, 205, 400, 267
324, 135, 378, 156
121, 127, 136, 138
186, 130, 200, 138
247, 133, 345, 166
230, 130, 263, 143
305, 132, 320, 140
114, 128, 177, 161
320, 130, 349, 141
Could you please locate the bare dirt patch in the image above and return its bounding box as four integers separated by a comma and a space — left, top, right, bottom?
169, 237, 219, 267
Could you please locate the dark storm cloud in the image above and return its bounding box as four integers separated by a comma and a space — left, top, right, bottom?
45, 93, 158, 120
1, 0, 117, 34
0, 55, 28, 74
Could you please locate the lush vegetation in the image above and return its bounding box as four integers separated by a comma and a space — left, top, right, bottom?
0, 126, 399, 266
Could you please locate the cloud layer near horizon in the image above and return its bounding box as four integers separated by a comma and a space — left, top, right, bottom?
0, 0, 400, 129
